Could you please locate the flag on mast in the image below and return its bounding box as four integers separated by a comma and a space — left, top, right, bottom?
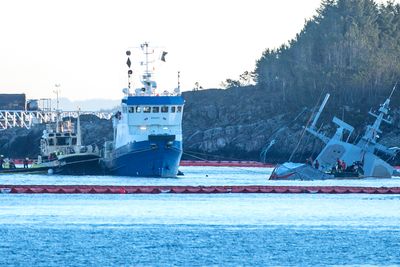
161, 51, 168, 62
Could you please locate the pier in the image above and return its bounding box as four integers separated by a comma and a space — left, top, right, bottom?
0, 110, 113, 130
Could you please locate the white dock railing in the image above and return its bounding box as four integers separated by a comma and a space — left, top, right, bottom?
0, 110, 113, 130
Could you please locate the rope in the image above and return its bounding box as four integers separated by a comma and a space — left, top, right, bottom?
288, 91, 326, 162
260, 107, 308, 162
182, 151, 267, 174
58, 156, 100, 166
183, 150, 250, 162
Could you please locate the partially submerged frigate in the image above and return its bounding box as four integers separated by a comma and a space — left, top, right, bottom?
270, 87, 400, 180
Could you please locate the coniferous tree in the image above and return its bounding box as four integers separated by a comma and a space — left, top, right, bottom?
254, 0, 400, 109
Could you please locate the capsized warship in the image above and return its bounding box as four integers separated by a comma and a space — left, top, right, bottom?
270, 87, 400, 180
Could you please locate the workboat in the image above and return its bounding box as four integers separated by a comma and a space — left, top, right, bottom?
37, 114, 101, 175
0, 114, 101, 175
101, 43, 184, 177
270, 87, 400, 180
0, 158, 50, 174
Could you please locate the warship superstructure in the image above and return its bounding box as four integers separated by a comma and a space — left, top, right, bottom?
271, 87, 399, 180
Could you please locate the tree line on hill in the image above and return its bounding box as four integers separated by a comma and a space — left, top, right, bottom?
226, 0, 400, 113
208, 0, 400, 162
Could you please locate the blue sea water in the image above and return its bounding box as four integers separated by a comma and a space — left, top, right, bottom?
1, 167, 400, 266
2, 166, 400, 187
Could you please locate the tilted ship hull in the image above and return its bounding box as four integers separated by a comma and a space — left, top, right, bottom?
270, 163, 334, 180
270, 88, 399, 180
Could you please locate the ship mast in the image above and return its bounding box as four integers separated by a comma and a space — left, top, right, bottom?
76, 109, 82, 147
141, 42, 153, 94
357, 83, 397, 157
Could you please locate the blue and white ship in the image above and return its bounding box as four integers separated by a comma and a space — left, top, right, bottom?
102, 43, 184, 177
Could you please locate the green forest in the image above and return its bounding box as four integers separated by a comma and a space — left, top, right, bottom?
229, 0, 400, 111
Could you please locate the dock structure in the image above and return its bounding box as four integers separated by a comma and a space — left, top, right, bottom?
0, 110, 113, 130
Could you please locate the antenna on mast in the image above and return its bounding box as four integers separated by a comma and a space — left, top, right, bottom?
141, 42, 150, 84
310, 93, 330, 130
174, 71, 181, 96
389, 82, 397, 99
178, 71, 180, 90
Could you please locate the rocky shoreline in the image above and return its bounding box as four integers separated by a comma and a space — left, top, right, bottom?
1, 87, 400, 165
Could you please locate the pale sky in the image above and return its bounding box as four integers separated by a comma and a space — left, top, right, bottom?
0, 0, 353, 101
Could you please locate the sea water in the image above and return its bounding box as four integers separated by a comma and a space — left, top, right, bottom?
0, 167, 400, 266
2, 166, 400, 187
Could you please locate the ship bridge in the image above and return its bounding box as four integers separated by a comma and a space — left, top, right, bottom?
0, 110, 113, 130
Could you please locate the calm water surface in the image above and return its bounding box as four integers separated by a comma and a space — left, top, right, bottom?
2, 166, 400, 187
0, 167, 400, 266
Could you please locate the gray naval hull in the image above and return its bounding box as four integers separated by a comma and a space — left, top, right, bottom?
315, 139, 395, 178
271, 89, 399, 181
270, 163, 334, 180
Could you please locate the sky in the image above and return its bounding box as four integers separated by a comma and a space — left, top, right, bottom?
0, 0, 384, 102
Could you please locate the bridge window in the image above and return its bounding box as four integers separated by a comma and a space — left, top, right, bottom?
143, 106, 151, 113
171, 106, 176, 113
56, 137, 67, 146
152, 107, 160, 113
48, 139, 54, 146
161, 106, 168, 113
128, 107, 135, 113
177, 106, 182, 112
136, 106, 141, 113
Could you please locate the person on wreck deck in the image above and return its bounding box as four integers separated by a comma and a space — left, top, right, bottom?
23, 158, 29, 168
314, 159, 320, 170
9, 159, 16, 169
336, 158, 342, 172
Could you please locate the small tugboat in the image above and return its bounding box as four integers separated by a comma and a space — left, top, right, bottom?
0, 114, 101, 175
270, 86, 400, 180
37, 114, 101, 175
101, 43, 184, 177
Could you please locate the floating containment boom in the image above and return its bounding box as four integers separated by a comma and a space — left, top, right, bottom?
1, 185, 400, 194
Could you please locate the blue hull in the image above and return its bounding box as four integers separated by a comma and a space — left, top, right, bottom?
105, 139, 182, 177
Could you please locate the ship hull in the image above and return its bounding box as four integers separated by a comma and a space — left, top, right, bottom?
0, 166, 51, 174
270, 163, 334, 180
103, 139, 182, 177
56, 154, 102, 175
